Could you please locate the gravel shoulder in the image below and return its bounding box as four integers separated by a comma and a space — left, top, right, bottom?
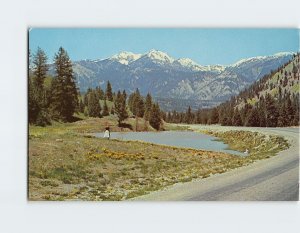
133, 126, 299, 201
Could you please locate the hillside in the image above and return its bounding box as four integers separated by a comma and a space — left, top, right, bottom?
237, 55, 299, 107
166, 53, 300, 127
48, 50, 294, 110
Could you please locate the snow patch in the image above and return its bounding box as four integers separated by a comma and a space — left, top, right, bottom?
111, 51, 142, 65
145, 49, 175, 64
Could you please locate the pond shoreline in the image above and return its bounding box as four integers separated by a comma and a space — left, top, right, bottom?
94, 131, 246, 156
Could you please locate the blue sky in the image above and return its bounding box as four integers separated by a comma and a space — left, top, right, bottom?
29, 28, 299, 65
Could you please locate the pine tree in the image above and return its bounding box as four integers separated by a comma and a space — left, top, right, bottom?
128, 92, 135, 112
286, 96, 295, 126
83, 91, 89, 106
241, 103, 252, 125
95, 86, 104, 100
122, 90, 127, 103
50, 47, 78, 121
88, 91, 101, 117
28, 76, 39, 124
33, 47, 48, 98
102, 100, 109, 116
79, 98, 85, 113
144, 93, 152, 121
246, 107, 260, 126
105, 81, 113, 101
232, 109, 242, 126
166, 111, 172, 122
115, 90, 128, 125
265, 94, 279, 127
277, 103, 287, 127
292, 63, 298, 77
149, 103, 161, 130
185, 106, 193, 124
130, 89, 144, 117
219, 106, 233, 126
30, 47, 50, 126
210, 108, 219, 124
110, 106, 115, 115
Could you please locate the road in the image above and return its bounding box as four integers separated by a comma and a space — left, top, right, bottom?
133, 126, 299, 201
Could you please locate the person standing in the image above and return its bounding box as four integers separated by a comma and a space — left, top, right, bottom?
103, 127, 110, 139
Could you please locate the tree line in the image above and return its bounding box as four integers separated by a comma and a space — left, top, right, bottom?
165, 54, 300, 127
29, 47, 163, 130
80, 83, 162, 130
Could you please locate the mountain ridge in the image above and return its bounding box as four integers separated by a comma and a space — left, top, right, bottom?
48, 50, 295, 110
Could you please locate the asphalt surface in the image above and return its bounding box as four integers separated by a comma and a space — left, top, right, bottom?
133, 126, 299, 201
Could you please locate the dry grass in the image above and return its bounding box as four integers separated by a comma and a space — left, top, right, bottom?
28, 118, 289, 201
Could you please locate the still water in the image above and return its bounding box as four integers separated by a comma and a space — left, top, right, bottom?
95, 131, 245, 156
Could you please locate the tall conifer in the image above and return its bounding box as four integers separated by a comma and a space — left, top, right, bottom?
51, 47, 78, 121
105, 81, 113, 101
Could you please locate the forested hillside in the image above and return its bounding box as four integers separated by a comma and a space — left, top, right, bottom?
166, 53, 300, 127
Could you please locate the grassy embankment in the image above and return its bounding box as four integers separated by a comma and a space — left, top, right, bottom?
29, 117, 289, 201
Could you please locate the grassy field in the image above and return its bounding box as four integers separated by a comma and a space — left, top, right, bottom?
28, 117, 289, 201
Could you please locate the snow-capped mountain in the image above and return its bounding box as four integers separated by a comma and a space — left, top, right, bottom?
48, 50, 294, 110
174, 58, 206, 72
110, 51, 142, 65
231, 52, 295, 68
144, 49, 175, 64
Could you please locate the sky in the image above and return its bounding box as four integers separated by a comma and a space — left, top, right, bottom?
29, 28, 299, 65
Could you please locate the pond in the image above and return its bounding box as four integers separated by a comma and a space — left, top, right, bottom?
94, 131, 246, 156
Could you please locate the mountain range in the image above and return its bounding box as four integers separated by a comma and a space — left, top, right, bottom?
49, 50, 294, 111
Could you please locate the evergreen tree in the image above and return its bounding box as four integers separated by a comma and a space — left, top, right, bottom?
219, 106, 234, 126
166, 111, 172, 122
131, 89, 145, 117
149, 103, 161, 130
115, 90, 128, 125
246, 107, 260, 127
28, 77, 39, 124
30, 47, 50, 126
277, 103, 287, 127
79, 98, 85, 113
88, 91, 101, 117
95, 86, 104, 100
110, 106, 115, 115
102, 100, 109, 116
232, 109, 242, 126
122, 90, 127, 103
50, 47, 78, 121
257, 96, 266, 127
32, 47, 48, 98
83, 90, 90, 106
241, 103, 252, 125
128, 92, 135, 112
265, 94, 279, 127
105, 81, 113, 101
210, 108, 219, 124
286, 96, 295, 126
144, 93, 152, 121
185, 106, 193, 124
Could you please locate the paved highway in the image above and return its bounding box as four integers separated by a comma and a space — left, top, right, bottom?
133, 126, 299, 201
